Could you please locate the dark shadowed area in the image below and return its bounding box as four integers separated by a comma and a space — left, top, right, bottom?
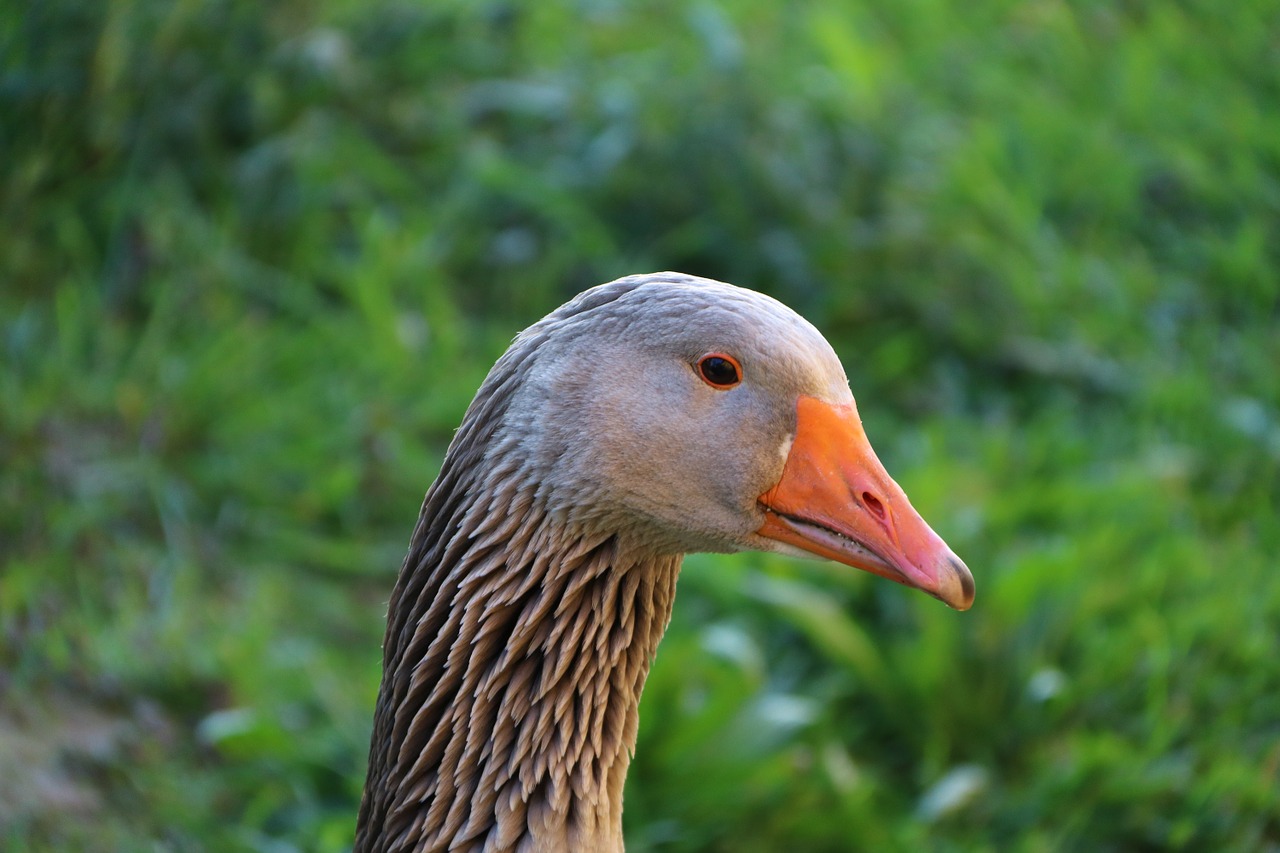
2, 0, 1278, 850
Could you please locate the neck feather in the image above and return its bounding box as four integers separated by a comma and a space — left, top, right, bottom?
356, 444, 681, 853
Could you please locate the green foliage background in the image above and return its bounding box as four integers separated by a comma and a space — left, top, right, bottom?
2, 0, 1278, 849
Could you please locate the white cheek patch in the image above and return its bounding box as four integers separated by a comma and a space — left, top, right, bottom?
778, 433, 794, 466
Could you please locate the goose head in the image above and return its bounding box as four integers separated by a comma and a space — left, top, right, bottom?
498, 273, 973, 610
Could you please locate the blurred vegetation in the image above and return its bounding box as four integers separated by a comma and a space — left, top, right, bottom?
2, 0, 1278, 849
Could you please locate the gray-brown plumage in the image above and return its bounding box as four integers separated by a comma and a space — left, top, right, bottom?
355, 273, 973, 853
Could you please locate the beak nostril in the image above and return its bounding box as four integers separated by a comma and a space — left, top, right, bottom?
861, 492, 886, 521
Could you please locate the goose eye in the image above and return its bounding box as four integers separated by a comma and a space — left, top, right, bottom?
697, 353, 742, 389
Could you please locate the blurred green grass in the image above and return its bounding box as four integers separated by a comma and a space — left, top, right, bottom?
2, 0, 1277, 850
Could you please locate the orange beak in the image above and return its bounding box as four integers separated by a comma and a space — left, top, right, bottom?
757, 396, 974, 610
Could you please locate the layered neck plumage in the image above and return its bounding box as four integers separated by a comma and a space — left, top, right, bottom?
356, 374, 683, 852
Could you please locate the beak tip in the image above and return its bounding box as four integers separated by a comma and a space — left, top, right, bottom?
941, 552, 975, 611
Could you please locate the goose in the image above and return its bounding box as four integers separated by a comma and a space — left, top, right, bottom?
355, 272, 974, 853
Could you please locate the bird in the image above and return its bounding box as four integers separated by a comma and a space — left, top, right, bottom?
354, 272, 974, 853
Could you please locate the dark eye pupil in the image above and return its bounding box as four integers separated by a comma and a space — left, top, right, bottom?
700, 357, 738, 386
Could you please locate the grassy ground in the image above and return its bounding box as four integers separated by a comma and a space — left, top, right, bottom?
2, 0, 1278, 850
